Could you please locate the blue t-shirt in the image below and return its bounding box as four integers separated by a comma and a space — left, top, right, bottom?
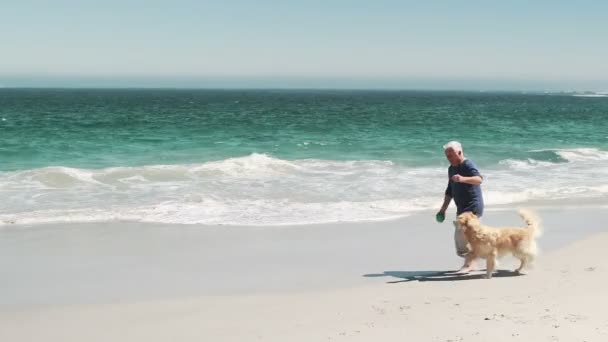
445, 159, 484, 216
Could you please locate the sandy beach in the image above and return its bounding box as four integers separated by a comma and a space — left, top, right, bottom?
3, 2, 608, 340
1, 206, 607, 341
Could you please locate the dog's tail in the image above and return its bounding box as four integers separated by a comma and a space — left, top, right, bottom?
518, 209, 542, 238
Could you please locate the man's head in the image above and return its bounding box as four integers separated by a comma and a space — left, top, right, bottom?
443, 141, 464, 166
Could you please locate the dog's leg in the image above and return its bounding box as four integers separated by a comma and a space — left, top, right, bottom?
515, 256, 528, 274
485, 252, 497, 279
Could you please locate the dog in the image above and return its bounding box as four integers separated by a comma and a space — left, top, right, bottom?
455, 210, 541, 279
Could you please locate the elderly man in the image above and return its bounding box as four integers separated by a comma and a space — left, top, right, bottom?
436, 141, 484, 273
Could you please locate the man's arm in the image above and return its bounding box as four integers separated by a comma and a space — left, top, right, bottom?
451, 175, 483, 185
439, 194, 452, 213
452, 160, 483, 185
440, 178, 453, 214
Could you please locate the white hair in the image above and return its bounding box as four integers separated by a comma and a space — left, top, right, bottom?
443, 141, 462, 151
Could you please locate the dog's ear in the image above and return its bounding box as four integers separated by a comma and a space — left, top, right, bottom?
453, 220, 466, 232
456, 214, 466, 225
455, 215, 468, 231
463, 212, 480, 228
457, 212, 478, 230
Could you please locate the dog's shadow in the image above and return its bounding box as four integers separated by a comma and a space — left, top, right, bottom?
364, 269, 522, 283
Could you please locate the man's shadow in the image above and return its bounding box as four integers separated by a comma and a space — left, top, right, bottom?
363, 269, 522, 283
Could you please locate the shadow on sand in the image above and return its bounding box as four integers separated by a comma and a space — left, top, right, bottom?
363, 269, 522, 283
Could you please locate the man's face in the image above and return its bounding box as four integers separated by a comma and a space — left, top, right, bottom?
445, 148, 463, 166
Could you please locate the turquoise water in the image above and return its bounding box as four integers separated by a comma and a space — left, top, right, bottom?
1, 89, 608, 225
2, 89, 607, 171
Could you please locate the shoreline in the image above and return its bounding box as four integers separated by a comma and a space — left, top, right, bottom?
2, 198, 608, 228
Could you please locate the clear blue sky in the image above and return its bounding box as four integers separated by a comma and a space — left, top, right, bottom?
2, 0, 607, 90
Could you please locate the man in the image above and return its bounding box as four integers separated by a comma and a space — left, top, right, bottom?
436, 141, 484, 273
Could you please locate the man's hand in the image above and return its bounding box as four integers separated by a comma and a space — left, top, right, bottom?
451, 174, 464, 183
451, 174, 483, 185
435, 211, 445, 223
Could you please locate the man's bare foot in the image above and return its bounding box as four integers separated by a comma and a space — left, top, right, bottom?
456, 265, 473, 274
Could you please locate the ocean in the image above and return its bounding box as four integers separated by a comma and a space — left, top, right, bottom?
1, 89, 607, 226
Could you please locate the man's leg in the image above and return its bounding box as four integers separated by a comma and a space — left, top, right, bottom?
453, 219, 474, 273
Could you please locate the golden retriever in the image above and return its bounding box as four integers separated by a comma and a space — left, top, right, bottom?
455, 210, 541, 279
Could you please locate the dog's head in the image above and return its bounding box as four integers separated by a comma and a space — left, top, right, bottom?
455, 212, 480, 232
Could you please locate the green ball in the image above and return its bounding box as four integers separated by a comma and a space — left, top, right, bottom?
436, 213, 445, 222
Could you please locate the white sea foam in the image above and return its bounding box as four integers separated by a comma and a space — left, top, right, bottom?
498, 158, 556, 169
0, 199, 426, 226
527, 148, 608, 162
572, 94, 608, 97
554, 148, 608, 162
2, 150, 608, 227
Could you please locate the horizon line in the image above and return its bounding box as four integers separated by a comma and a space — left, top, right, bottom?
1, 86, 605, 94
